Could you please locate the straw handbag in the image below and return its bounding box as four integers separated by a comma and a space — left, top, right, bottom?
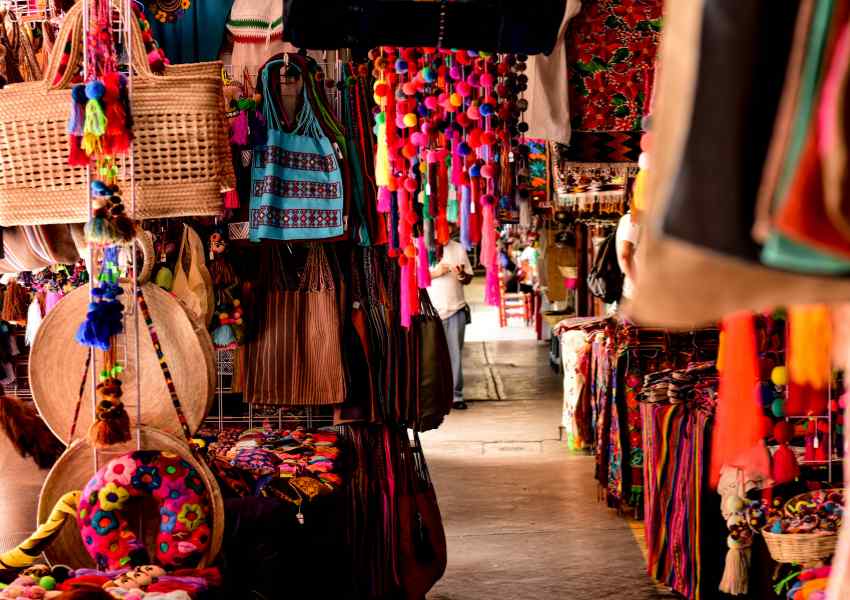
0, 1, 235, 226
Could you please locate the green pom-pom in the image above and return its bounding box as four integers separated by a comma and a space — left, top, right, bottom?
155, 266, 174, 291
39, 576, 56, 590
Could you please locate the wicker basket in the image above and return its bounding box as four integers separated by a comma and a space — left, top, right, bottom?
0, 1, 235, 226
762, 528, 837, 565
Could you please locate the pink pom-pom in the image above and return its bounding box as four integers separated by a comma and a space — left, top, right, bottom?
481, 164, 496, 179
424, 95, 439, 110
410, 132, 426, 146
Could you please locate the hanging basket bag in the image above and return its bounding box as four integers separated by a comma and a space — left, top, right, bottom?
0, 1, 235, 226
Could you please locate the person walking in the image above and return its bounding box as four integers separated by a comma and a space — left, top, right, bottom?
428, 235, 474, 410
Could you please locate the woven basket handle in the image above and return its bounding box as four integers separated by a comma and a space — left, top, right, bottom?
43, 0, 154, 91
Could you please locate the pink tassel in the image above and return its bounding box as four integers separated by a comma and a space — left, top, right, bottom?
408, 261, 420, 318
400, 261, 411, 328
416, 236, 431, 288
451, 140, 463, 187
480, 198, 496, 268
485, 252, 500, 306
44, 290, 63, 314
377, 186, 392, 214
231, 111, 249, 146
224, 189, 239, 209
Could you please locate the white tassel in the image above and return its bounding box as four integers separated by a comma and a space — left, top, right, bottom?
24, 297, 42, 346
719, 537, 750, 595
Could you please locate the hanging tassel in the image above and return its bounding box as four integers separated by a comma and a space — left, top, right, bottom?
377, 186, 392, 214
718, 537, 750, 595
460, 185, 471, 250
223, 189, 239, 210
772, 421, 799, 484
231, 111, 249, 146
102, 72, 131, 155
710, 313, 771, 487
416, 236, 431, 288
84, 200, 119, 246
88, 378, 131, 448
44, 290, 63, 314
789, 305, 832, 390
1, 280, 28, 324
485, 252, 500, 306
400, 260, 411, 328
24, 295, 43, 346
81, 80, 107, 156
480, 195, 497, 268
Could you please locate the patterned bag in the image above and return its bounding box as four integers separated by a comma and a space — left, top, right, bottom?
249, 58, 345, 242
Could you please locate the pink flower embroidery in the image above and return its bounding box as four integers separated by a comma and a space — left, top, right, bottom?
103, 456, 136, 486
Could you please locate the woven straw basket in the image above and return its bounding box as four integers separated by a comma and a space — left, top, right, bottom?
0, 1, 235, 226
762, 529, 837, 565
29, 234, 215, 445
37, 428, 224, 569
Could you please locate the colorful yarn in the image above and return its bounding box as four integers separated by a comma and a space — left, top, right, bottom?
77, 450, 211, 570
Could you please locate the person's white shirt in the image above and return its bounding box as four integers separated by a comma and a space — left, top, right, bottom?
428, 240, 474, 320
615, 212, 640, 299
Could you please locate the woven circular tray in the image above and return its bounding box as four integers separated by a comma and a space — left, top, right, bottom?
29, 281, 215, 445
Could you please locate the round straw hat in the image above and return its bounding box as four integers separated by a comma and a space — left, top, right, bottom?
37, 427, 224, 569
29, 237, 215, 444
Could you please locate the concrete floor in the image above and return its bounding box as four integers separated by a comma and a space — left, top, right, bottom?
421, 280, 674, 599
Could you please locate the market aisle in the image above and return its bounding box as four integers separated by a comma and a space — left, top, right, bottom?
422, 321, 674, 598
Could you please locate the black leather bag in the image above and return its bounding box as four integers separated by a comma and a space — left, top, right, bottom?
587, 230, 623, 304
283, 0, 566, 54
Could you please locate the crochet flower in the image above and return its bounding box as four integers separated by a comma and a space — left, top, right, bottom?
92, 509, 119, 535
131, 465, 162, 492
98, 482, 129, 511
160, 506, 177, 534
177, 503, 204, 531
163, 481, 189, 503
184, 470, 204, 495
104, 456, 136, 486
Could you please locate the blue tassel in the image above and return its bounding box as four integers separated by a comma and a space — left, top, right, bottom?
75, 249, 125, 351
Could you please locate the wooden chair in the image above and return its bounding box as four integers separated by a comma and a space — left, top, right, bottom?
498, 271, 532, 327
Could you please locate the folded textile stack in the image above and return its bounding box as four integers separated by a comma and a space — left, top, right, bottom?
198, 426, 344, 493
640, 362, 718, 406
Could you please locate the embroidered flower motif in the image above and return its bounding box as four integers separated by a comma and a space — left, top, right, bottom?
92, 510, 119, 535
98, 482, 130, 511
160, 506, 177, 534
104, 456, 136, 486
184, 470, 204, 495
131, 465, 162, 492
177, 503, 204, 531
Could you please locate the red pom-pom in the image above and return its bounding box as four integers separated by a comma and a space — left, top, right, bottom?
773, 421, 793, 444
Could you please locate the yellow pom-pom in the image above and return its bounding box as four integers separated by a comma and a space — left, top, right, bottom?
450, 93, 463, 107
771, 366, 787, 386
402, 113, 417, 128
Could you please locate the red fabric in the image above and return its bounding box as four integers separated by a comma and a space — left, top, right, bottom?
566, 0, 662, 132
710, 313, 770, 487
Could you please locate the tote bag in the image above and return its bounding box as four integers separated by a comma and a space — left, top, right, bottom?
171, 224, 215, 326
249, 59, 345, 242
244, 244, 345, 405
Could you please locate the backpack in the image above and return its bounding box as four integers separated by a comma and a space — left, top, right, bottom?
587, 230, 623, 304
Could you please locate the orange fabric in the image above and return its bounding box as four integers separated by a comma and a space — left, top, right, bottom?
710, 313, 770, 487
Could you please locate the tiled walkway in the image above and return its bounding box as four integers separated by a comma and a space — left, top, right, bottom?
422, 283, 674, 599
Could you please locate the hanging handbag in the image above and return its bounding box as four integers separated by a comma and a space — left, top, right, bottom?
244, 244, 345, 405
249, 57, 345, 242
0, 0, 234, 226
397, 431, 447, 600
171, 224, 215, 326
413, 291, 453, 432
